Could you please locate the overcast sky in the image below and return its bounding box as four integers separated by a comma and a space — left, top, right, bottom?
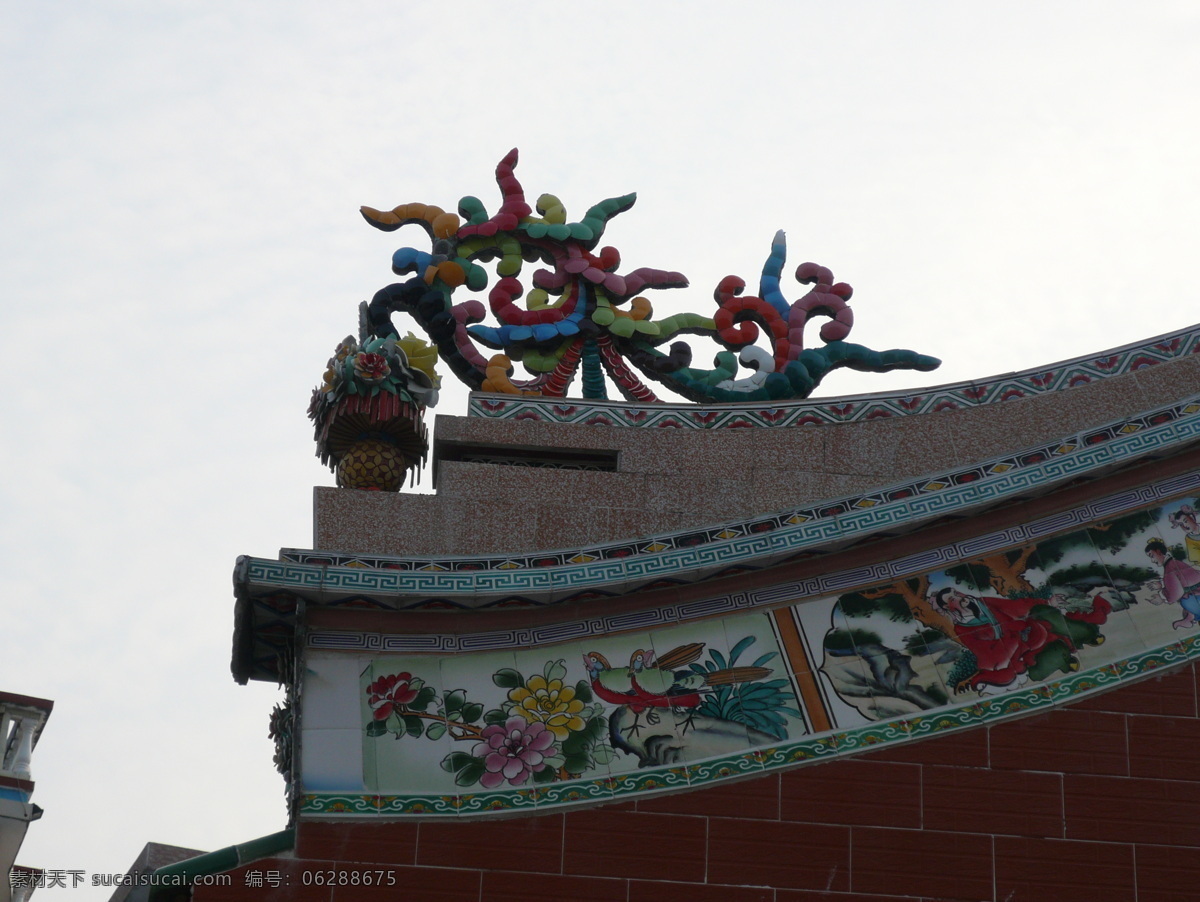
5, 2, 1200, 894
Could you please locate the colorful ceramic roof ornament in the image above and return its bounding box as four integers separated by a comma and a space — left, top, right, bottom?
360, 150, 940, 402
308, 329, 439, 490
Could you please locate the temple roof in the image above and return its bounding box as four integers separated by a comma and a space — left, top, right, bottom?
233, 324, 1200, 683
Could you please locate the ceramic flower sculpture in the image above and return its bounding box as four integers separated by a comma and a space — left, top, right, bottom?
308, 330, 440, 490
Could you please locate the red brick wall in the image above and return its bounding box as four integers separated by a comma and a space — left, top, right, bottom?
195, 663, 1200, 902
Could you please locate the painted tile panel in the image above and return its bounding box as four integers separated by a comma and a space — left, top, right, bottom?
812, 498, 1200, 726
303, 652, 369, 730
300, 728, 365, 794
361, 656, 451, 798
300, 486, 1200, 817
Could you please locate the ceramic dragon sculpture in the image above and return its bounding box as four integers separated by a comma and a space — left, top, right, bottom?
360, 149, 939, 403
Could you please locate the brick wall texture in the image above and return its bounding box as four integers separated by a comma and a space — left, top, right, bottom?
195, 663, 1200, 902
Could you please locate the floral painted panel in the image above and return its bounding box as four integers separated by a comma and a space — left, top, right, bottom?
358, 613, 802, 795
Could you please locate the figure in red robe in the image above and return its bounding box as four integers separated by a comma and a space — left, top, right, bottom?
930, 587, 1110, 692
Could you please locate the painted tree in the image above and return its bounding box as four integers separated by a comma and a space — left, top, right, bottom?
941, 509, 1161, 598
825, 585, 953, 711
847, 573, 949, 635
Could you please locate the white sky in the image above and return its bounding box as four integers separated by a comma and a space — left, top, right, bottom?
4, 1, 1200, 893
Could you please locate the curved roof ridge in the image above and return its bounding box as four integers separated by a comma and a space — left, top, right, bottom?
468, 322, 1200, 428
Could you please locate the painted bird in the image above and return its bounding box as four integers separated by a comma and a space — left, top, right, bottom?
583, 643, 771, 734
582, 646, 697, 735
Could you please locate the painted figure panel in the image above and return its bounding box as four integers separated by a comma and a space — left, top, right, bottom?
818, 500, 1200, 717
